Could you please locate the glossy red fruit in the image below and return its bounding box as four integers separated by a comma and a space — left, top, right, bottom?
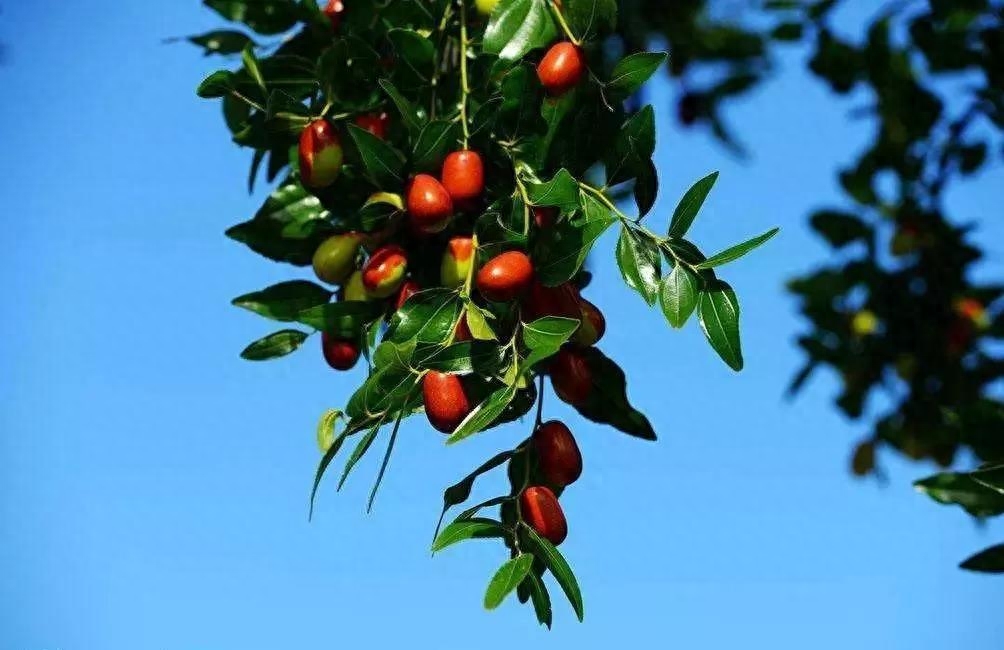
407, 174, 454, 233
537, 42, 585, 96
354, 112, 390, 140
476, 250, 534, 302
533, 206, 558, 229
454, 314, 472, 342
394, 279, 420, 311
323, 0, 345, 30
441, 150, 485, 202
550, 346, 591, 405
423, 371, 472, 434
573, 298, 605, 347
299, 119, 343, 188
521, 486, 567, 545
361, 245, 408, 298
533, 420, 582, 488
321, 332, 360, 371
523, 279, 580, 322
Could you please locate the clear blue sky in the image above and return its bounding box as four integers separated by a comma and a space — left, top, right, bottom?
2, 1, 1003, 648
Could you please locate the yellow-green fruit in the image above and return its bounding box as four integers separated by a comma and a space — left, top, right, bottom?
475, 0, 500, 15
312, 233, 363, 285
851, 310, 879, 336
344, 270, 369, 302
440, 236, 474, 288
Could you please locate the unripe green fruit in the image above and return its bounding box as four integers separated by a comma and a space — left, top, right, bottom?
475, 0, 499, 15
361, 245, 408, 298
572, 298, 605, 347
537, 42, 585, 96
407, 174, 453, 233
423, 371, 472, 434
312, 232, 362, 285
550, 346, 591, 405
521, 486, 567, 545
440, 236, 474, 288
344, 270, 369, 302
533, 420, 582, 488
299, 119, 343, 188
476, 250, 534, 302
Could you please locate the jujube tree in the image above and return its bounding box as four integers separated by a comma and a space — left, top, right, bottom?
195, 0, 775, 624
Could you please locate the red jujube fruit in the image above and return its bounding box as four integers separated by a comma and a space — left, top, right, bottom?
533, 206, 558, 229
523, 279, 580, 322
521, 486, 567, 545
441, 150, 485, 202
394, 279, 420, 311
573, 298, 606, 347
323, 0, 345, 30
476, 250, 534, 302
423, 371, 472, 434
407, 174, 454, 233
299, 119, 344, 188
321, 332, 360, 371
537, 42, 585, 96
361, 245, 408, 298
550, 346, 591, 405
354, 112, 390, 140
533, 420, 582, 488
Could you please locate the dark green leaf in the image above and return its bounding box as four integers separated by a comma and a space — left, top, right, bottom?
412, 120, 460, 172
232, 280, 332, 321
433, 451, 515, 541
484, 555, 535, 610
447, 382, 518, 444
960, 544, 1004, 574
915, 471, 1004, 517
484, 0, 557, 61
295, 301, 385, 333
696, 228, 779, 270
534, 191, 616, 285
607, 52, 667, 99
379, 79, 426, 137
337, 424, 381, 490
616, 227, 661, 305
526, 168, 580, 214
698, 281, 743, 371
660, 263, 700, 328
668, 171, 719, 238
567, 347, 657, 440
239, 329, 309, 360
189, 30, 256, 56
347, 124, 406, 187
522, 524, 584, 621
386, 289, 463, 345
432, 518, 507, 553
564, 0, 617, 38
526, 571, 552, 628
203, 0, 299, 35
523, 317, 580, 350
197, 70, 234, 98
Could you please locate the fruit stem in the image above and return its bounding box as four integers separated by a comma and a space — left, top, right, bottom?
458, 0, 472, 147
549, 0, 580, 46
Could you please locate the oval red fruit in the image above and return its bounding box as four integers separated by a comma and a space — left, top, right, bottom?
407, 174, 454, 233
573, 298, 606, 347
533, 206, 558, 229
299, 119, 343, 188
394, 279, 420, 311
361, 245, 408, 298
537, 42, 585, 96
533, 420, 582, 488
354, 112, 390, 140
441, 150, 485, 202
323, 0, 345, 30
550, 346, 591, 405
523, 279, 580, 322
423, 371, 472, 434
321, 332, 360, 371
476, 250, 534, 302
521, 486, 567, 545
454, 314, 472, 342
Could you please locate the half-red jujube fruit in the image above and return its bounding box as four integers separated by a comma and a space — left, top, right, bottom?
361, 245, 408, 298
394, 279, 420, 311
422, 371, 472, 434
476, 250, 534, 302
533, 420, 582, 488
299, 119, 344, 188
521, 485, 568, 545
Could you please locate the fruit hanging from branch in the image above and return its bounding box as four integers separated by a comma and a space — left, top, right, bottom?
197, 0, 775, 625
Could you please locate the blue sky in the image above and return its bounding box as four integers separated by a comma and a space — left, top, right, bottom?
1, 1, 1003, 648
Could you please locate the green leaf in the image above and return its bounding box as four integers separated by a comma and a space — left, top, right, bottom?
915, 471, 1004, 517
367, 408, 406, 512
203, 0, 299, 35
566, 347, 657, 440
447, 382, 518, 444
660, 263, 700, 328
564, 0, 617, 38
433, 451, 514, 541
337, 424, 381, 490
809, 210, 871, 249
225, 182, 332, 265
523, 317, 580, 350
295, 301, 384, 334
412, 120, 460, 173
386, 289, 463, 345
378, 79, 425, 137
484, 0, 557, 61
346, 124, 406, 187
526, 571, 552, 628
432, 518, 507, 553
522, 524, 584, 621
633, 158, 658, 218
606, 106, 656, 186
309, 415, 379, 519
960, 544, 1004, 574
417, 341, 508, 375
232, 280, 332, 321
698, 281, 743, 371
616, 227, 661, 305
197, 70, 234, 98
526, 168, 580, 214
484, 554, 535, 610
607, 52, 667, 99
668, 171, 719, 238
695, 228, 779, 270
387, 28, 435, 87
239, 329, 309, 360
972, 465, 1004, 495
316, 408, 342, 453
188, 30, 256, 56
241, 42, 266, 91
534, 191, 616, 285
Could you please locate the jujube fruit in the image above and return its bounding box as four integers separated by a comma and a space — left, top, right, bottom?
312, 232, 362, 285
532, 420, 582, 488
523, 280, 579, 322
476, 250, 534, 302
440, 236, 475, 289
361, 245, 408, 298
423, 371, 472, 434
441, 150, 485, 203
572, 298, 605, 347
533, 206, 558, 229
394, 279, 420, 311
407, 174, 454, 233
454, 314, 472, 342
537, 42, 585, 96
550, 346, 591, 405
521, 486, 567, 545
475, 0, 499, 15
299, 119, 343, 188
343, 270, 369, 302
354, 112, 390, 140
323, 0, 345, 30
321, 332, 360, 371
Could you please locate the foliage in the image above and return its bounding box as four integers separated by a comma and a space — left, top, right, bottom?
194, 0, 773, 624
